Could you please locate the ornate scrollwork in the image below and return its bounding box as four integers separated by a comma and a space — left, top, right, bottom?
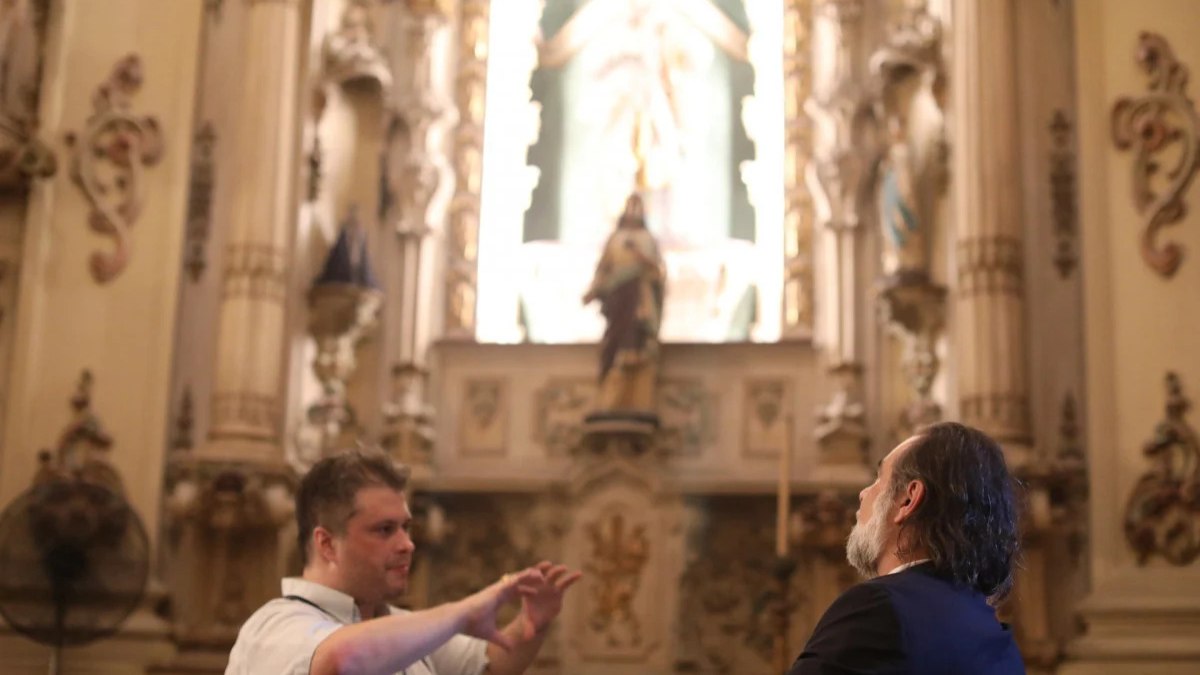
1124, 372, 1200, 566
65, 54, 164, 284
1111, 32, 1200, 278
782, 0, 815, 337
656, 378, 716, 457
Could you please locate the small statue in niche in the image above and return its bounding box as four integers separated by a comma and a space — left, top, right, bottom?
582, 193, 665, 432
879, 117, 929, 278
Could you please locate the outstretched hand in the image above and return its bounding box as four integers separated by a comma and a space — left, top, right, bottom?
518, 561, 583, 639
460, 568, 545, 651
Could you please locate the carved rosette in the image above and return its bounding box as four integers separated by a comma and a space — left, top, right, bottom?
783, 0, 815, 336
65, 54, 164, 284
444, 0, 489, 337
1124, 372, 1200, 566
1111, 32, 1200, 278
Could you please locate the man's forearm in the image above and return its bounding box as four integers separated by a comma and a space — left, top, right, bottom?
310, 600, 468, 675
484, 615, 548, 675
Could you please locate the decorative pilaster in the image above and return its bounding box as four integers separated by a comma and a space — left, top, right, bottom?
380, 0, 457, 471
806, 0, 870, 465
203, 0, 303, 462
950, 0, 1032, 454
443, 0, 489, 339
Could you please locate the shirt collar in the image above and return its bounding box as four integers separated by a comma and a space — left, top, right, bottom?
886, 558, 932, 575
281, 577, 362, 624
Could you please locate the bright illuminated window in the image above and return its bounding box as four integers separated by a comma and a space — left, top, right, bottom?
476, 0, 783, 344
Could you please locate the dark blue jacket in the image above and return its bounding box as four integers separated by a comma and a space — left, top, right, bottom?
787, 562, 1024, 674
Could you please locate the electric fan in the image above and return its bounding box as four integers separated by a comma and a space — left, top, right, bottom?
0, 476, 150, 675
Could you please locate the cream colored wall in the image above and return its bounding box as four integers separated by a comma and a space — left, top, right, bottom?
0, 1, 202, 670
1070, 0, 1200, 670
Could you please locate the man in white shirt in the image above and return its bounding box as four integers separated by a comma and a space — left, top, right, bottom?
226, 449, 581, 675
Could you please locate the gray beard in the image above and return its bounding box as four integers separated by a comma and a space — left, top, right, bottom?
846, 489, 890, 579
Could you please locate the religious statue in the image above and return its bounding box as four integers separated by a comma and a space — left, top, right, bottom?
583, 193, 666, 431
878, 118, 929, 278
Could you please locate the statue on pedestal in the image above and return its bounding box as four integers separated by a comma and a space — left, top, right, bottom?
583, 193, 665, 434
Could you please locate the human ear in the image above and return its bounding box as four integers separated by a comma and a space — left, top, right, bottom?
314, 526, 337, 564
893, 480, 925, 524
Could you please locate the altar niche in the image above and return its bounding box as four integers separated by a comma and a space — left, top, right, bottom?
474, 0, 787, 346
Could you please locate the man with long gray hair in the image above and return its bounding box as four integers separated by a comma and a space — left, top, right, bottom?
788, 421, 1025, 674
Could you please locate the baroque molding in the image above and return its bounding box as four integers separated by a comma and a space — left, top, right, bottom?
1049, 110, 1078, 278
533, 378, 594, 457
211, 391, 279, 438
657, 378, 717, 458
955, 235, 1024, 297
0, 0, 57, 190
221, 243, 288, 301
1111, 32, 1200, 278
1124, 372, 1200, 566
443, 0, 489, 338
959, 392, 1030, 442
32, 370, 125, 495
185, 122, 216, 281
582, 510, 651, 649
65, 53, 164, 284
323, 0, 392, 90
459, 377, 507, 456
382, 362, 435, 469
782, 0, 816, 335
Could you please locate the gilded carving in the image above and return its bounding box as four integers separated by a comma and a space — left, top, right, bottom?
1124, 372, 1200, 566
656, 378, 716, 458
1111, 32, 1199, 278
783, 0, 815, 336
955, 235, 1024, 297
677, 497, 797, 673
444, 0, 489, 337
1049, 110, 1078, 278
0, 0, 56, 189
459, 378, 507, 456
583, 511, 650, 648
185, 122, 216, 281
743, 379, 791, 457
65, 54, 164, 284
533, 378, 593, 457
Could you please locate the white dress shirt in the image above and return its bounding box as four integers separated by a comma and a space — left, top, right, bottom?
225, 577, 489, 675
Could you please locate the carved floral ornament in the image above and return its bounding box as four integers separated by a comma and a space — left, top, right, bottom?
1124, 372, 1200, 566
1111, 32, 1200, 279
65, 53, 164, 284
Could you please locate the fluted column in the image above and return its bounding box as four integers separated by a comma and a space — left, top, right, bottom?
204, 0, 303, 463
950, 0, 1031, 457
